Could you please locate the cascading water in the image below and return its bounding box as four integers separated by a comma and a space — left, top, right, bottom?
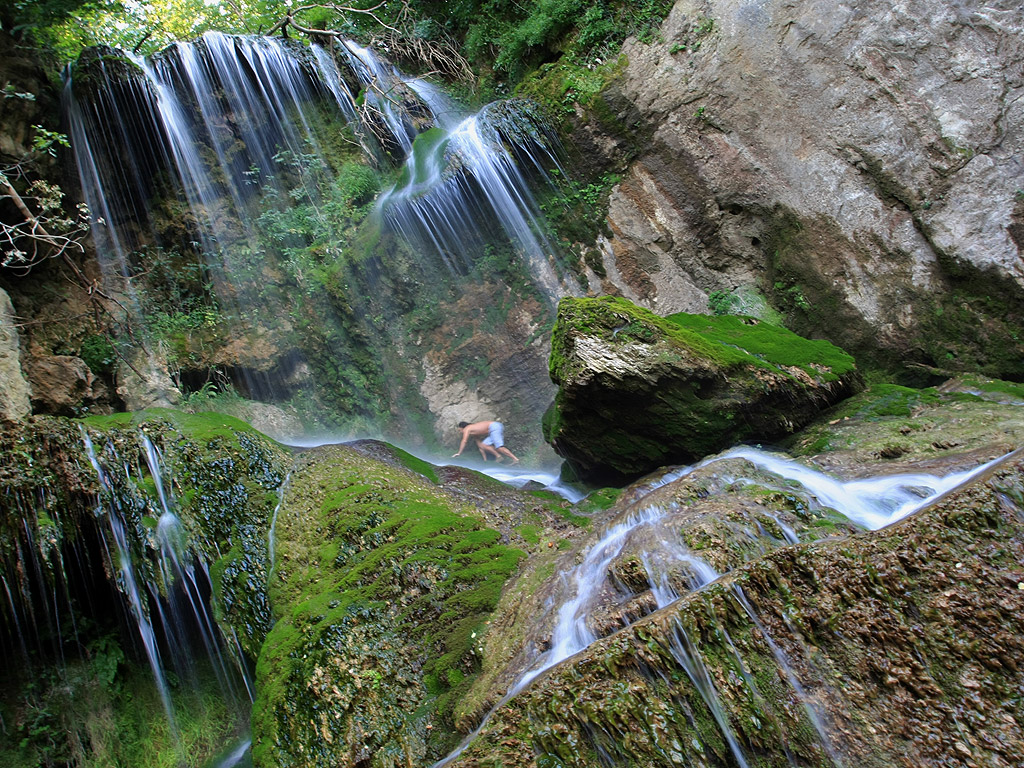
140, 433, 254, 706
376, 100, 571, 297
710, 446, 1008, 529
434, 446, 1011, 765
83, 432, 181, 741
667, 617, 752, 768
65, 32, 577, 432
80, 428, 255, 760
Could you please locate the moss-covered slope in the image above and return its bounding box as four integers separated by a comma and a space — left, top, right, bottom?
252, 442, 537, 767
449, 449, 1024, 767
544, 296, 862, 482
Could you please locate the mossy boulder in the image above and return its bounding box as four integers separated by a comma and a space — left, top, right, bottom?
543, 296, 862, 483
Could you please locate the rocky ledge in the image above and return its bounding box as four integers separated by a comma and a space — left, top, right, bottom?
543, 295, 862, 482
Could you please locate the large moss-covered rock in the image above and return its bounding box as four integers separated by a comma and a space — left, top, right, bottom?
449, 445, 1024, 767
251, 439, 587, 767
543, 296, 862, 482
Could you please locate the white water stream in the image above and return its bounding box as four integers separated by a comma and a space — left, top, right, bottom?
432, 446, 1011, 766
82, 431, 181, 744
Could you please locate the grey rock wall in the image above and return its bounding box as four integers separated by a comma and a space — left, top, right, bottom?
0, 287, 31, 421
595, 0, 1023, 372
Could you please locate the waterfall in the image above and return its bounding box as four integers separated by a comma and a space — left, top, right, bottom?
731, 584, 842, 765
65, 33, 576, 431
377, 100, 570, 297
140, 433, 253, 707
80, 427, 255, 759
83, 432, 181, 741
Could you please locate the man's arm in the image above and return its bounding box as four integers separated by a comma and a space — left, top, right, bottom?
453, 428, 470, 457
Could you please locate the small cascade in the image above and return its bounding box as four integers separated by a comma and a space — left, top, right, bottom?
140, 433, 252, 708
342, 40, 423, 155
513, 504, 668, 694
267, 467, 293, 578
79, 428, 256, 760
83, 432, 181, 741
476, 465, 586, 502
667, 618, 752, 768
709, 446, 1008, 530
731, 585, 841, 765
378, 100, 571, 298
434, 447, 1010, 764
642, 548, 720, 607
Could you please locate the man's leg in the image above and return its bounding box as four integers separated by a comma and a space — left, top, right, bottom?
478, 439, 500, 461
497, 446, 519, 463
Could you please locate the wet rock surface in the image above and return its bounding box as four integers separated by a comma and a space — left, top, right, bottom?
450, 449, 1024, 768
0, 382, 1020, 767
544, 295, 861, 482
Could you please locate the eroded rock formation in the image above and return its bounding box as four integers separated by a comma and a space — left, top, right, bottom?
582, 0, 1024, 378
544, 295, 861, 481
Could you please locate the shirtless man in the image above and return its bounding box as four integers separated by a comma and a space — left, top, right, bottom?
453, 420, 519, 463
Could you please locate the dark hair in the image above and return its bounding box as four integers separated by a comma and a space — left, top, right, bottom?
458, 421, 469, 428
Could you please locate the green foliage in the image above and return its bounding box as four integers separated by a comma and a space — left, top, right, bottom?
707, 290, 740, 316
1, 651, 241, 768
334, 160, 381, 208
539, 171, 618, 248
773, 279, 811, 313
78, 333, 116, 374
491, 0, 586, 76
30, 126, 70, 156
20, 0, 290, 62
180, 380, 246, 413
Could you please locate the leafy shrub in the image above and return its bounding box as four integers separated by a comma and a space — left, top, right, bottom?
79, 334, 116, 374
708, 290, 740, 316
334, 162, 380, 209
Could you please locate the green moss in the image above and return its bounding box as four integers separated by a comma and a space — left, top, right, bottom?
821, 383, 941, 421
388, 444, 441, 483
575, 487, 621, 514
517, 524, 542, 545
551, 296, 856, 385
665, 312, 856, 382
253, 443, 528, 765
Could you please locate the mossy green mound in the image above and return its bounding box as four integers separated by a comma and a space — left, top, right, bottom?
252, 443, 527, 767
785, 377, 1024, 465
544, 296, 862, 483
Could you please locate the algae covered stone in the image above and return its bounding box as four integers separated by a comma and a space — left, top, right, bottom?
543, 296, 862, 482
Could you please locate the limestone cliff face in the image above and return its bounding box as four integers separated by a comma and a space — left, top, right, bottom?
0, 287, 31, 420
589, 0, 1023, 377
